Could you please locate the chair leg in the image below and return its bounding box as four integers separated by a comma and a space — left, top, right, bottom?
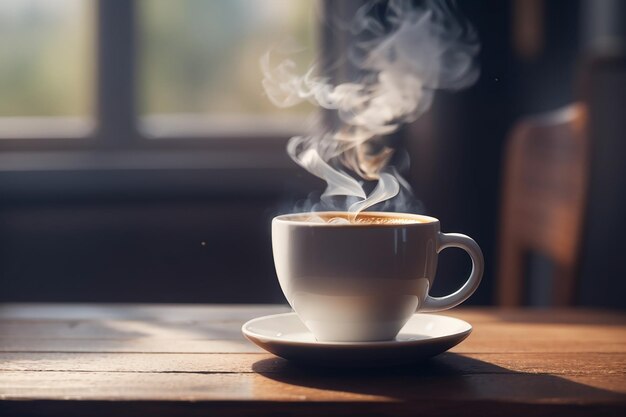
498, 241, 526, 306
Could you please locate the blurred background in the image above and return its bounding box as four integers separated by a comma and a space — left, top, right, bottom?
0, 0, 624, 308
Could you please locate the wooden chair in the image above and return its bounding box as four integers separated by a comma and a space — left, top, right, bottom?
497, 103, 589, 306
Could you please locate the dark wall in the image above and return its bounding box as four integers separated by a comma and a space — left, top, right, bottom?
406, 0, 583, 305
0, 196, 284, 303
578, 54, 626, 309
0, 153, 323, 303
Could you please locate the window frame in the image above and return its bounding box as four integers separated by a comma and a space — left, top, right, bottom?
0, 0, 324, 153
0, 0, 335, 197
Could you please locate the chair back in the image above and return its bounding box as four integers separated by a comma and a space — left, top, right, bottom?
498, 104, 588, 306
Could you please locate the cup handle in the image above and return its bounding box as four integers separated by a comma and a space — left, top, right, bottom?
421, 232, 484, 312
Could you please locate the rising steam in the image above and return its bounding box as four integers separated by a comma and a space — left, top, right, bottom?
262, 0, 479, 222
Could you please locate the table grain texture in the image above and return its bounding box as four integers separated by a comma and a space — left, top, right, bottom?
0, 304, 624, 417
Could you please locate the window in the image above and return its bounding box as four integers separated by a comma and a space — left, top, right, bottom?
139, 0, 316, 138
0, 0, 94, 117
0, 0, 94, 138
140, 0, 314, 116
0, 0, 317, 145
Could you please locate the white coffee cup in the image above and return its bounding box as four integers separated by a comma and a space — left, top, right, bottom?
272, 211, 484, 342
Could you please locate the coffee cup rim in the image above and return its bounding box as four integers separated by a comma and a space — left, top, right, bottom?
273, 211, 439, 227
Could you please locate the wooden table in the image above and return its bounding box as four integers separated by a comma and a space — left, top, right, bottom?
0, 304, 624, 416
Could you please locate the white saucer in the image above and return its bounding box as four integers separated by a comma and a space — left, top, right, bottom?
242, 312, 472, 367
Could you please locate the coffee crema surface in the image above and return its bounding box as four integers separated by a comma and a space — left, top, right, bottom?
297, 213, 426, 225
